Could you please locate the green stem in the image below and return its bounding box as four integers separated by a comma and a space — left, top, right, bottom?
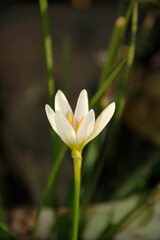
72, 150, 82, 240
39, 0, 54, 106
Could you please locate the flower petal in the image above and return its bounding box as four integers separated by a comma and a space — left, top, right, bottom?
54, 111, 77, 146
77, 109, 95, 145
73, 89, 89, 128
45, 104, 58, 135
55, 90, 73, 117
86, 102, 116, 144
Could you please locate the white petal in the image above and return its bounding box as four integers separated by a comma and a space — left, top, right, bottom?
77, 109, 95, 145
45, 104, 58, 135
55, 90, 73, 117
86, 102, 116, 144
73, 89, 89, 128
54, 112, 77, 146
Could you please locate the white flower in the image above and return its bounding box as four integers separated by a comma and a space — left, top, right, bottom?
45, 89, 115, 152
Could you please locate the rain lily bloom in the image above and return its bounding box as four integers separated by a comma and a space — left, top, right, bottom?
45, 89, 115, 153
45, 89, 115, 240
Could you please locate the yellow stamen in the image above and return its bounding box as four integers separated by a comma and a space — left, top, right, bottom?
68, 113, 72, 125
76, 116, 84, 132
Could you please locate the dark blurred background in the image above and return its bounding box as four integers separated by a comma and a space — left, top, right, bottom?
0, 0, 160, 211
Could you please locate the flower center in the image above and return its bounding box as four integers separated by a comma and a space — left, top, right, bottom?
68, 113, 84, 132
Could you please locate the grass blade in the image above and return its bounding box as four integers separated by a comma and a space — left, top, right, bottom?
32, 144, 67, 239
99, 0, 133, 85
90, 59, 126, 108
115, 1, 138, 121
39, 0, 54, 106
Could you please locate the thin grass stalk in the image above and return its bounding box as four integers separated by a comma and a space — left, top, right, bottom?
99, 0, 133, 86
32, 0, 58, 237
56, 181, 74, 239
39, 0, 54, 106
50, 37, 71, 239
32, 145, 67, 239
115, 1, 138, 121
125, 2, 138, 83
90, 59, 126, 108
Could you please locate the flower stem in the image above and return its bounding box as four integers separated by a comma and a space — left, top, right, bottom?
72, 150, 82, 240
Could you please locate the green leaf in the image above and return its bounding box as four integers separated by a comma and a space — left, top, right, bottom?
90, 59, 126, 108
